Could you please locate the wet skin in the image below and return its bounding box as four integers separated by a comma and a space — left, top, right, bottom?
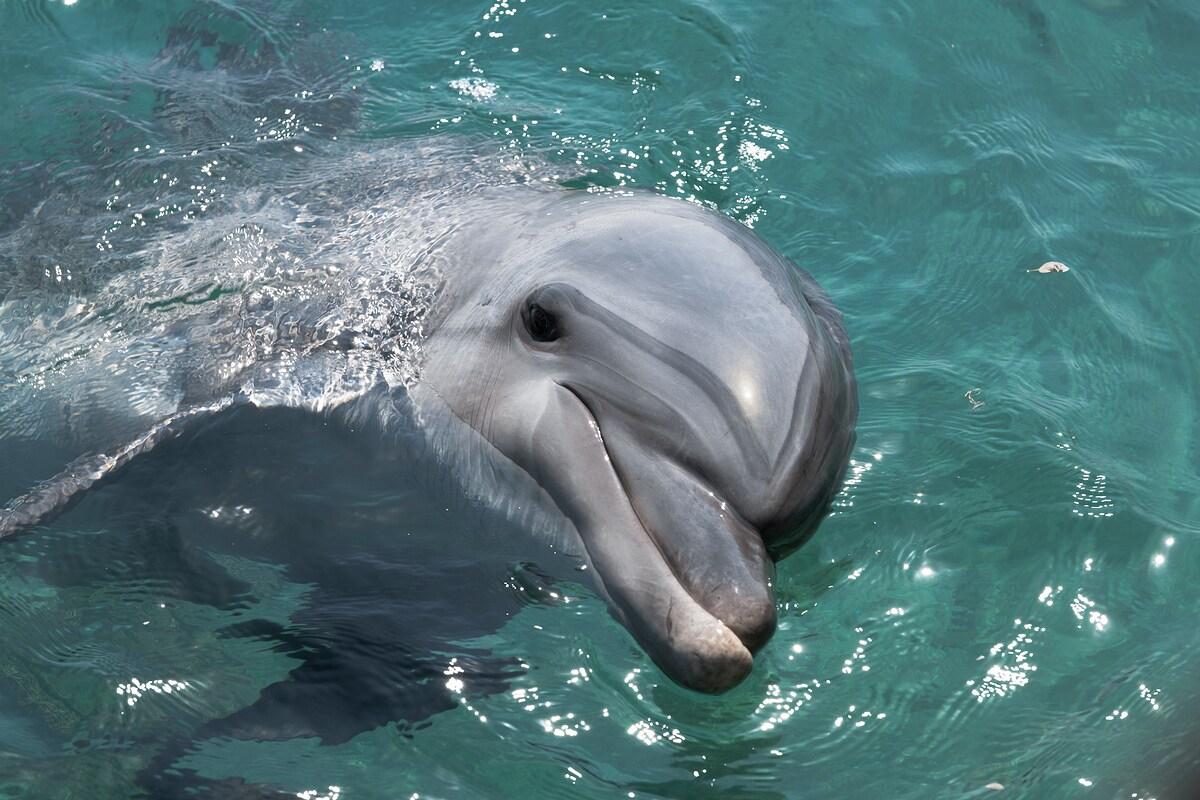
417, 192, 857, 691
0, 188, 856, 694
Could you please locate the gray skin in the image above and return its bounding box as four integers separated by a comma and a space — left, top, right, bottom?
0, 187, 856, 694
415, 191, 857, 692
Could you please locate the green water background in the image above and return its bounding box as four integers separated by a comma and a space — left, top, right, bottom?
2, 0, 1199, 797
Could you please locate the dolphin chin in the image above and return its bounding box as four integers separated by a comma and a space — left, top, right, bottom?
559, 384, 775, 693
581, 515, 757, 694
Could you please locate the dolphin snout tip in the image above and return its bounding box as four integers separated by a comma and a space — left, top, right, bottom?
662, 613, 756, 694
685, 529, 778, 656
713, 590, 777, 655
678, 637, 754, 695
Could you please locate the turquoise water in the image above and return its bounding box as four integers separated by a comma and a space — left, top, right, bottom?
2, 0, 1200, 797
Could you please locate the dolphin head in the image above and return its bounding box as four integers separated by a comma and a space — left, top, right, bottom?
422, 192, 856, 692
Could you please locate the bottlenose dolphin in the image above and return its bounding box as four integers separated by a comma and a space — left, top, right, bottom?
0, 163, 856, 693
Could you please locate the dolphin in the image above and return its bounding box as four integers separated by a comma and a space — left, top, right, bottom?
0, 160, 856, 693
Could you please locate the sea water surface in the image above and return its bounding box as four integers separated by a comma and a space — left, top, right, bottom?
2, 0, 1199, 797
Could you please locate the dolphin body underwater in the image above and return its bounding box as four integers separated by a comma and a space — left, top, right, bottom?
0, 147, 857, 695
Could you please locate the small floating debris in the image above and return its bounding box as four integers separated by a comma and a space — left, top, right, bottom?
984, 783, 1005, 791
1029, 261, 1070, 273
965, 387, 985, 410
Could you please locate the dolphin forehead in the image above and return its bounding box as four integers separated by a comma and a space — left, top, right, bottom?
529, 198, 823, 468
537, 196, 799, 304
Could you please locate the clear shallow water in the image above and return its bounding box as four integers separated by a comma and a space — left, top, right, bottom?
1, 0, 1199, 797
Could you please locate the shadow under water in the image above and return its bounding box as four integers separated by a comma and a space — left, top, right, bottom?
2, 405, 575, 797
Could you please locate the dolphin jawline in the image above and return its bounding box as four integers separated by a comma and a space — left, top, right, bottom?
556, 382, 765, 693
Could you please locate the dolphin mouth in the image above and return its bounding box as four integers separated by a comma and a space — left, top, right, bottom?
557, 384, 776, 693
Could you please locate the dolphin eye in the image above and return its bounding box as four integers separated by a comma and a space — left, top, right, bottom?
524, 302, 560, 343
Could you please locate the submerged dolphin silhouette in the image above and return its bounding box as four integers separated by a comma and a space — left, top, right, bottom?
0, 175, 856, 693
